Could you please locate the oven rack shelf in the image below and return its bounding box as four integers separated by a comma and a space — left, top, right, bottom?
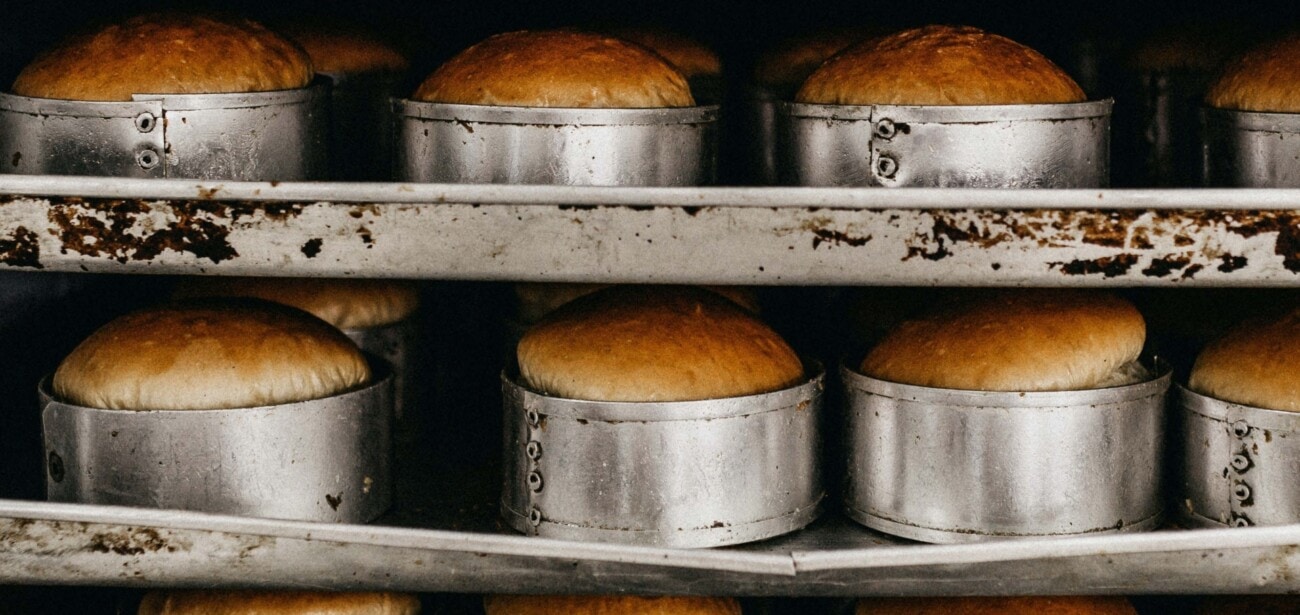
1, 175, 1299, 285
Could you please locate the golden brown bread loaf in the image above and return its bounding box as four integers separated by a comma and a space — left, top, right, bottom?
13, 13, 313, 101
484, 595, 742, 615
754, 27, 881, 90
1190, 308, 1300, 411
174, 277, 419, 330
139, 590, 420, 614
855, 596, 1138, 614
518, 285, 801, 401
413, 30, 694, 108
797, 25, 1085, 105
514, 283, 759, 323
54, 299, 370, 410
1206, 33, 1300, 112
609, 28, 722, 78
861, 290, 1147, 391
281, 21, 409, 74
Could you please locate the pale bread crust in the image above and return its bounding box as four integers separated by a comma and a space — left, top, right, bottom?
1191, 309, 1300, 411
856, 596, 1138, 615
517, 286, 801, 402
13, 13, 312, 101
174, 278, 419, 330
754, 28, 881, 89
138, 590, 420, 615
860, 290, 1146, 392
54, 300, 370, 410
413, 30, 694, 108
1207, 33, 1300, 112
282, 22, 409, 74
797, 25, 1085, 105
610, 28, 722, 78
484, 595, 742, 615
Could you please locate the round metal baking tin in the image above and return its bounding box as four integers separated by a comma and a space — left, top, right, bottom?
40, 359, 393, 523
345, 317, 419, 439
1116, 70, 1214, 187
322, 71, 403, 180
1202, 107, 1300, 187
1177, 385, 1300, 528
393, 101, 719, 185
779, 99, 1112, 187
500, 365, 824, 548
745, 86, 784, 185
0, 79, 329, 180
841, 361, 1169, 544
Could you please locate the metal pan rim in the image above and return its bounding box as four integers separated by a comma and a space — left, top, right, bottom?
1176, 384, 1300, 429
846, 506, 1163, 544
501, 359, 824, 422
393, 99, 720, 125
502, 497, 824, 548
0, 79, 328, 116
38, 355, 393, 415
782, 98, 1113, 122
840, 358, 1170, 407
1202, 106, 1300, 132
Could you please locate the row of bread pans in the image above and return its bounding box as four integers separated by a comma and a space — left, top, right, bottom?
35, 325, 1300, 548
5, 71, 1300, 188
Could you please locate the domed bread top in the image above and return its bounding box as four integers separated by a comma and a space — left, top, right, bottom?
12, 13, 313, 101
281, 21, 409, 74
53, 299, 370, 410
609, 28, 722, 77
484, 595, 742, 615
860, 290, 1147, 392
797, 25, 1086, 105
1206, 33, 1300, 112
856, 596, 1138, 615
754, 27, 880, 90
1191, 308, 1300, 411
139, 590, 421, 614
1129, 22, 1247, 73
174, 277, 419, 330
412, 30, 695, 108
517, 285, 802, 402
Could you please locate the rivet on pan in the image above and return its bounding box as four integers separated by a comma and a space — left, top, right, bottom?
874, 118, 896, 140
528, 507, 543, 527
1232, 516, 1252, 528
136, 148, 160, 170
527, 471, 544, 493
525, 409, 540, 428
1232, 421, 1251, 437
1233, 483, 1252, 502
47, 451, 64, 483
526, 441, 543, 461
876, 155, 898, 179
1231, 454, 1251, 472
134, 112, 156, 133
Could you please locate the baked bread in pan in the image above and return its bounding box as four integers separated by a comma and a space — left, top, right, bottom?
139, 590, 420, 614
1191, 307, 1300, 411
174, 277, 420, 330
484, 595, 742, 615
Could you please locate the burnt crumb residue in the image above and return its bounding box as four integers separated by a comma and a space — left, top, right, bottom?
88, 527, 176, 556
47, 198, 237, 264
1049, 254, 1140, 278
325, 493, 343, 510
1219, 255, 1249, 272
811, 228, 871, 250
0, 226, 42, 268
1141, 255, 1193, 278
300, 238, 323, 258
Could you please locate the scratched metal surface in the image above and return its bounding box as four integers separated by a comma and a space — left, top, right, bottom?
0, 177, 1299, 284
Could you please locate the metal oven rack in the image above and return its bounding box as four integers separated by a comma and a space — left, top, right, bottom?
3, 174, 1300, 595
